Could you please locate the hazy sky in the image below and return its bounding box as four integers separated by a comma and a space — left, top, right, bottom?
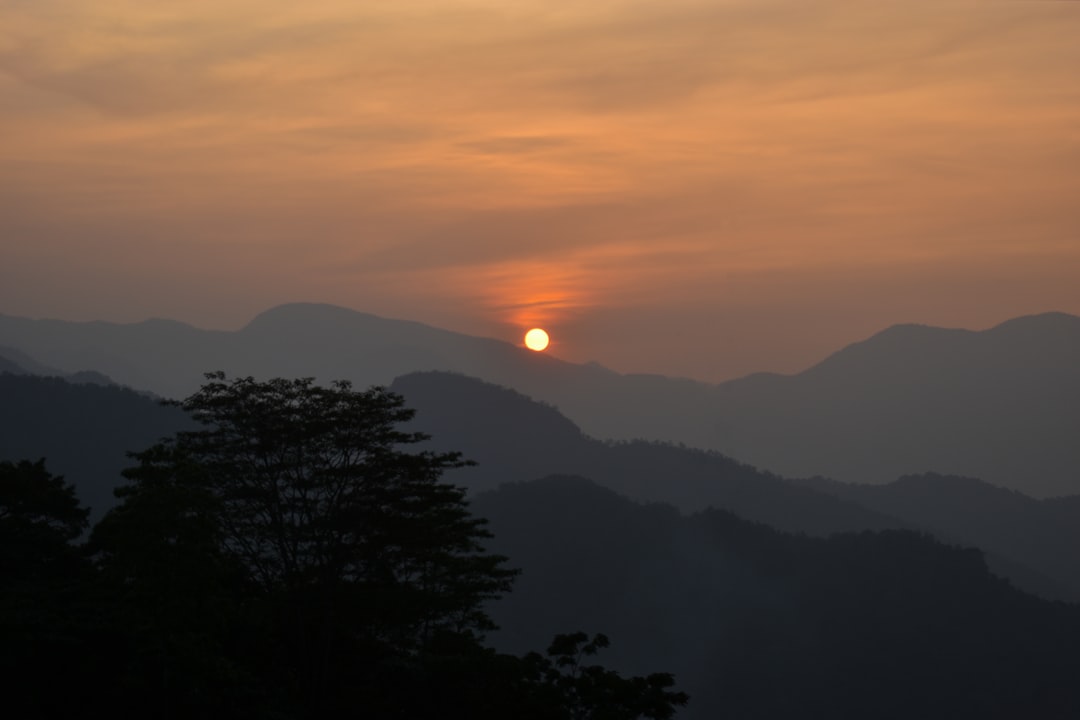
2, 0, 1078, 382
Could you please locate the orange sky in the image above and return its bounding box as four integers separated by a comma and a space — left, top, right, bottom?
2, 0, 1078, 382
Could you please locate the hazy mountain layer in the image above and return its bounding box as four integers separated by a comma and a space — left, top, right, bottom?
705, 312, 1080, 497
390, 371, 900, 536
793, 473, 1080, 601
392, 370, 1080, 601
4, 368, 1076, 601
0, 374, 191, 523
1, 304, 1077, 496
0, 346, 65, 376
473, 475, 1080, 720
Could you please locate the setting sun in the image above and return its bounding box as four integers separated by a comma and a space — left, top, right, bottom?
524, 328, 550, 351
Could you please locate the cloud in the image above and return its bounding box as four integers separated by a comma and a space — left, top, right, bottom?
458, 135, 571, 155
1, 0, 1078, 377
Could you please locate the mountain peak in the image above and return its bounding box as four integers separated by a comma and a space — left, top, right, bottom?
803, 311, 1080, 380
242, 303, 385, 331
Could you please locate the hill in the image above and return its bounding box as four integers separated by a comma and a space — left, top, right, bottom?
390, 371, 899, 536
473, 475, 1080, 720
393, 371, 1080, 601
4, 366, 1074, 601
707, 312, 1080, 496
1, 304, 1077, 496
793, 472, 1080, 601
0, 374, 191, 522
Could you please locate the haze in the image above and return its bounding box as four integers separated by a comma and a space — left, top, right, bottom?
2, 0, 1077, 382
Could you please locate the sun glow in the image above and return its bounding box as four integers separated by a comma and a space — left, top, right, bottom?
524, 328, 550, 351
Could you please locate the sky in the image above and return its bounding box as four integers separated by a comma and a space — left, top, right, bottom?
1, 0, 1078, 383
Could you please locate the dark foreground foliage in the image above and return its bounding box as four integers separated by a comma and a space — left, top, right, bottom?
0, 374, 687, 719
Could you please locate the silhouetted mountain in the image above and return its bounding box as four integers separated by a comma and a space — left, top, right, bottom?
708, 312, 1080, 497
0, 355, 22, 375
1, 305, 1077, 496
393, 371, 1080, 601
1, 345, 124, 387
473, 475, 1080, 720
391, 371, 899, 536
0, 304, 569, 400
0, 345, 63, 376
793, 472, 1080, 601
65, 370, 117, 387
4, 363, 1070, 602
0, 374, 191, 522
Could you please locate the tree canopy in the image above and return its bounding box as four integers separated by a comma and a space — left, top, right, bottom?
79, 373, 687, 718
0, 460, 95, 715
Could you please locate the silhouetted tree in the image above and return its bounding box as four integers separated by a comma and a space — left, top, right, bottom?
87, 444, 256, 715
356, 631, 690, 720
0, 458, 88, 546
92, 373, 517, 715
524, 632, 690, 720
0, 459, 94, 714
77, 374, 691, 718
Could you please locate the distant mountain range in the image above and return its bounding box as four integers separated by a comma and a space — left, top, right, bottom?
1, 303, 1077, 496
390, 371, 1080, 602
4, 367, 1079, 716
473, 475, 1080, 719
793, 472, 1080, 602
5, 305, 1079, 717
0, 374, 190, 524
389, 371, 901, 536
707, 313, 1080, 497
3, 368, 1078, 602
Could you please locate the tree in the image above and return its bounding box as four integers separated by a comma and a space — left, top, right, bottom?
87, 373, 689, 718
523, 633, 690, 720
0, 458, 88, 548
0, 459, 95, 714
87, 444, 254, 715
91, 373, 517, 714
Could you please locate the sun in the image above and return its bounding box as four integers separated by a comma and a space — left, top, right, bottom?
524, 328, 550, 352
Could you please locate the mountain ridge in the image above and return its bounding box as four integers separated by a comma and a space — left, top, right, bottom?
1, 303, 1076, 495
474, 474, 1080, 719
3, 365, 1078, 602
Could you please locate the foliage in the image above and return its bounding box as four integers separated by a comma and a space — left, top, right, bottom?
525, 632, 690, 720
0, 458, 90, 611
0, 373, 191, 523
0, 458, 88, 546
90, 373, 520, 714
3, 375, 689, 719
0, 459, 95, 714
175, 373, 515, 636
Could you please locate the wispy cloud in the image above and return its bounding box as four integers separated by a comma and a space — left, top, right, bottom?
2, 0, 1078, 378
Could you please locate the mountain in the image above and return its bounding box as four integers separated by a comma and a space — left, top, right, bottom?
0, 304, 586, 400
4, 364, 1073, 601
0, 355, 22, 375
390, 371, 900, 536
0, 345, 64, 376
7, 373, 1078, 717
0, 374, 191, 522
472, 475, 1080, 720
1, 345, 124, 387
1, 304, 1077, 496
792, 472, 1080, 601
706, 312, 1080, 497
392, 370, 1080, 601
0, 364, 896, 536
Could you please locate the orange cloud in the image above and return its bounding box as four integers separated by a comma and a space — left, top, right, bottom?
2, 1, 1078, 378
